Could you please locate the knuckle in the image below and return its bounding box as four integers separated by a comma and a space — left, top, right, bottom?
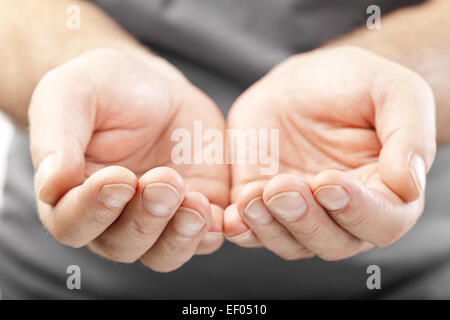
113, 253, 138, 264
159, 237, 193, 264
294, 221, 322, 239
228, 234, 262, 248
319, 241, 365, 261
196, 240, 224, 255
50, 228, 70, 246
91, 239, 137, 264
360, 242, 375, 253
320, 254, 341, 262
85, 206, 116, 226
139, 256, 155, 271
373, 223, 405, 247
40, 207, 83, 248
264, 226, 292, 243
373, 214, 410, 248
140, 258, 179, 273
117, 256, 139, 264
279, 249, 313, 261
374, 237, 394, 248
336, 209, 369, 229
319, 250, 355, 261
374, 230, 402, 248
129, 216, 158, 238
140, 253, 185, 273
46, 222, 81, 248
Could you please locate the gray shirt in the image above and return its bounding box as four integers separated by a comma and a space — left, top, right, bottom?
2, 0, 449, 299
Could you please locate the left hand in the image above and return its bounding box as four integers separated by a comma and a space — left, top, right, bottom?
224, 46, 436, 261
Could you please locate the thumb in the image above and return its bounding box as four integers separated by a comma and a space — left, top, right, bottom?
30, 71, 95, 206
374, 65, 436, 203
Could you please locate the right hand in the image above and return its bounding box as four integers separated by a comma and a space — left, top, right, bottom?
29, 48, 229, 272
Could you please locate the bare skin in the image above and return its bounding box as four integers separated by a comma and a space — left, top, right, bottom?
1, 1, 228, 272
224, 47, 436, 260
224, 0, 450, 260
224, 0, 450, 261
225, 47, 436, 260
30, 49, 229, 272
0, 0, 449, 270
329, 0, 450, 144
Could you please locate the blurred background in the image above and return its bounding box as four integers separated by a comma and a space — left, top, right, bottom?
0, 0, 449, 300
0, 114, 13, 207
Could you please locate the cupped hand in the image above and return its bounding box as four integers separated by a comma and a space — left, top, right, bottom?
29, 48, 228, 272
224, 46, 436, 261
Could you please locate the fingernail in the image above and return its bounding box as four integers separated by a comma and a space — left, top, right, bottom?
314, 185, 349, 212
99, 184, 135, 209
142, 183, 181, 216
267, 191, 307, 222
244, 197, 273, 225
410, 154, 426, 195
35, 154, 56, 196
173, 207, 206, 237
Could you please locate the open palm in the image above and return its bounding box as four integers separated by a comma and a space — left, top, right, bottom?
225, 47, 436, 261
30, 49, 228, 272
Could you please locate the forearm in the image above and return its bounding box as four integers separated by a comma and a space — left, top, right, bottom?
327, 0, 450, 144
0, 0, 147, 130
